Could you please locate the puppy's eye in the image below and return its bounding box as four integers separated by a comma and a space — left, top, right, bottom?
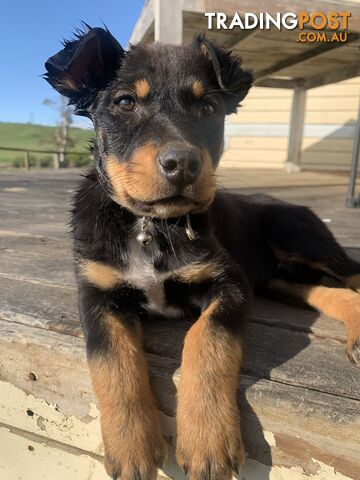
115, 96, 136, 112
201, 102, 215, 116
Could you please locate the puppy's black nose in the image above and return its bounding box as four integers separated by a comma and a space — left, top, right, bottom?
158, 147, 202, 186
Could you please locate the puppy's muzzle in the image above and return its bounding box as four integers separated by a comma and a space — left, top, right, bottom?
158, 146, 202, 188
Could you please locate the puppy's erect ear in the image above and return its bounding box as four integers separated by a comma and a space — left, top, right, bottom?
194, 34, 253, 114
44, 26, 125, 113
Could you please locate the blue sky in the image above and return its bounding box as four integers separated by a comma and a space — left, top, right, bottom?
0, 0, 144, 127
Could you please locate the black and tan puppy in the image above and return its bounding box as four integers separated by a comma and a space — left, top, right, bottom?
45, 27, 360, 480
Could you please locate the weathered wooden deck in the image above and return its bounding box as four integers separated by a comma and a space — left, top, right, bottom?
0, 168, 359, 480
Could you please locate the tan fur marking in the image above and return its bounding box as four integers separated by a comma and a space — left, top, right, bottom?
80, 260, 120, 290
193, 147, 217, 209
105, 146, 216, 218
174, 261, 224, 283
192, 80, 204, 98
176, 299, 245, 478
200, 43, 211, 60
89, 314, 164, 478
268, 279, 360, 349
134, 78, 150, 98
347, 274, 360, 293
106, 146, 161, 205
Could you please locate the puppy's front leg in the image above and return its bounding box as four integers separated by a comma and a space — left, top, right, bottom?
176, 282, 250, 480
80, 284, 165, 480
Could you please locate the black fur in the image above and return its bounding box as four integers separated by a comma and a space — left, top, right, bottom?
45, 26, 360, 480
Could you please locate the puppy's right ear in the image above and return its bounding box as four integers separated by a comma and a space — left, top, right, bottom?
44, 26, 125, 113
194, 34, 252, 114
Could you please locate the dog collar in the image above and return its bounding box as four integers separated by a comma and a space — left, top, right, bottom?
136, 214, 197, 248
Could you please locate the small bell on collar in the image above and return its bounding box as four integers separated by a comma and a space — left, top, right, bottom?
136, 217, 153, 247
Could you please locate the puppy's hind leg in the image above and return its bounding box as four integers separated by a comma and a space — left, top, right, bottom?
268, 279, 360, 367
263, 201, 360, 292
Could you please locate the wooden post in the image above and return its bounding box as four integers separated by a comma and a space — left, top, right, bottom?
154, 0, 182, 45
23, 151, 30, 170
346, 94, 360, 207
286, 85, 306, 173
54, 153, 60, 170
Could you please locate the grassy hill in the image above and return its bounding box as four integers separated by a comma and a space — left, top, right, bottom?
0, 122, 94, 167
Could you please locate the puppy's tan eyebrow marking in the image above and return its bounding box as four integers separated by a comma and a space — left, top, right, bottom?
192, 80, 204, 98
134, 78, 150, 98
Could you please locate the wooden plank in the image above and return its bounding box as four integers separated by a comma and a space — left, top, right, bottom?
0, 269, 348, 344
278, 41, 360, 79
242, 78, 360, 100
255, 78, 299, 89
229, 136, 289, 149
0, 231, 71, 252
307, 77, 360, 97
228, 137, 354, 152
305, 65, 360, 89
239, 375, 360, 479
0, 320, 90, 418
220, 160, 283, 169
249, 87, 293, 98
243, 96, 357, 112
227, 108, 358, 124
222, 151, 356, 166
0, 276, 80, 336
224, 142, 351, 158
0, 174, 75, 239
255, 35, 359, 82
217, 168, 350, 187
244, 322, 360, 399
222, 150, 287, 163
0, 236, 75, 288
253, 296, 346, 341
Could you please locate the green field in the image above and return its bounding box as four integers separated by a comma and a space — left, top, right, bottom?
0, 122, 94, 168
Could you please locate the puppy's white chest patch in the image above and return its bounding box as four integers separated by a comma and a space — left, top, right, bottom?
123, 239, 182, 317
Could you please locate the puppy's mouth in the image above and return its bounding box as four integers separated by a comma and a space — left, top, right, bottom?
141, 194, 198, 207
127, 192, 201, 218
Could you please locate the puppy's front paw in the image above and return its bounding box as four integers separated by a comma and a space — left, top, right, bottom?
176, 407, 245, 480
102, 411, 165, 480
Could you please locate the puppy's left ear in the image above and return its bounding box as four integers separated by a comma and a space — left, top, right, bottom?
194, 34, 253, 114
44, 26, 125, 114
